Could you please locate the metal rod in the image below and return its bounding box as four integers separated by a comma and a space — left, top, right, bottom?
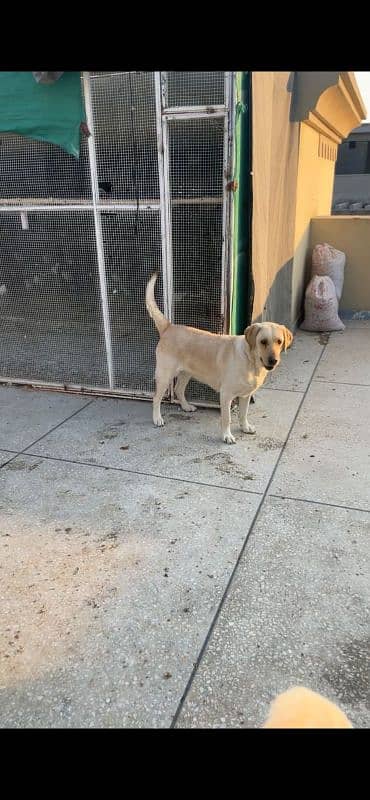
163, 105, 226, 118
220, 72, 235, 333
0, 376, 153, 400
160, 73, 174, 324
0, 204, 97, 212
0, 198, 159, 209
90, 71, 144, 80
98, 203, 158, 211
227, 72, 237, 332
82, 71, 115, 390
0, 377, 219, 408
220, 73, 230, 326
164, 111, 226, 121
158, 72, 175, 404
0, 198, 222, 212
172, 197, 223, 206
154, 72, 170, 320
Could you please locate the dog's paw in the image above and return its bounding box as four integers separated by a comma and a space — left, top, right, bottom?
182, 403, 197, 413
153, 416, 165, 427
241, 423, 256, 435
223, 432, 236, 444
180, 403, 197, 411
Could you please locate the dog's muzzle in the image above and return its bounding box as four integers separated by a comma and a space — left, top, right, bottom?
261, 357, 278, 371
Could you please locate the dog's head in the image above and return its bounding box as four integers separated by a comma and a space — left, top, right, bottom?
244, 322, 293, 371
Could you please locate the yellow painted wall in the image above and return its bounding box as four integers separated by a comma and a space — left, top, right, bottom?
251, 72, 299, 325
251, 72, 274, 321
292, 123, 337, 325
251, 72, 365, 328
310, 216, 370, 311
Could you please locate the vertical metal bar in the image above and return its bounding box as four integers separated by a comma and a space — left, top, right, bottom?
220, 72, 230, 326
221, 71, 235, 333
227, 72, 236, 332
159, 72, 173, 323
155, 71, 174, 402
82, 71, 115, 389
154, 72, 170, 320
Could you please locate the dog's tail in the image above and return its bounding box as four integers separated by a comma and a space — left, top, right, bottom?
145, 272, 170, 336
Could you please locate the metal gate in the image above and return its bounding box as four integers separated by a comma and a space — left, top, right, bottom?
0, 72, 234, 404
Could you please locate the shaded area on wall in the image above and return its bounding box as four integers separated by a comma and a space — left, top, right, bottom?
254, 227, 319, 329
290, 72, 340, 122
253, 258, 293, 328
258, 259, 293, 327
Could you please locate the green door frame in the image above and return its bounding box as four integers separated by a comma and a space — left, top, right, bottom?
230, 71, 254, 335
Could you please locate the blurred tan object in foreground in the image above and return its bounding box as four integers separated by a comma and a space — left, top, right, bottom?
263, 686, 353, 728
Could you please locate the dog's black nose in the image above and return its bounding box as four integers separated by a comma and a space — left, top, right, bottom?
268, 357, 277, 366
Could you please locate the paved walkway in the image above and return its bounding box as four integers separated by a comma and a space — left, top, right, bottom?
0, 321, 368, 727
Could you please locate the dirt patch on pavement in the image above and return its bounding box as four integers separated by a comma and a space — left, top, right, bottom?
0, 521, 142, 687
192, 452, 255, 481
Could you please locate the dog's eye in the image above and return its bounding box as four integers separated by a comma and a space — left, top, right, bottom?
261, 339, 267, 346
277, 339, 282, 346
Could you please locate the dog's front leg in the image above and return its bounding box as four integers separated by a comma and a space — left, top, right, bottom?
239, 395, 256, 434
220, 392, 236, 444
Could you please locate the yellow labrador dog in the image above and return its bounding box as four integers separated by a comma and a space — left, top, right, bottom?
146, 273, 293, 444
263, 686, 352, 728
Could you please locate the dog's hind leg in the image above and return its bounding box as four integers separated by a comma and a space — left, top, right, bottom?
153, 355, 176, 428
174, 371, 197, 412
220, 391, 236, 444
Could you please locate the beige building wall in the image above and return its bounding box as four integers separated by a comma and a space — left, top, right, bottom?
310, 216, 370, 312
251, 72, 299, 326
251, 71, 366, 328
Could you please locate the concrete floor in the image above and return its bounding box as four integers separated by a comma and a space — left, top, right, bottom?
0, 322, 369, 728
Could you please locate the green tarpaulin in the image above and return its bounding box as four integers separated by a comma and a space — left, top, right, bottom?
0, 71, 85, 157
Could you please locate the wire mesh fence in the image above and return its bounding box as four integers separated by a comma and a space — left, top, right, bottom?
102, 209, 163, 393
0, 71, 232, 405
91, 72, 160, 203
167, 71, 225, 107
0, 132, 91, 204
0, 210, 109, 386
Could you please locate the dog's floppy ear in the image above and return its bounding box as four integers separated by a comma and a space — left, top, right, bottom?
282, 326, 293, 351
244, 323, 261, 350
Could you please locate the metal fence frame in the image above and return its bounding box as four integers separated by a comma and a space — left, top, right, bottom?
0, 71, 235, 404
